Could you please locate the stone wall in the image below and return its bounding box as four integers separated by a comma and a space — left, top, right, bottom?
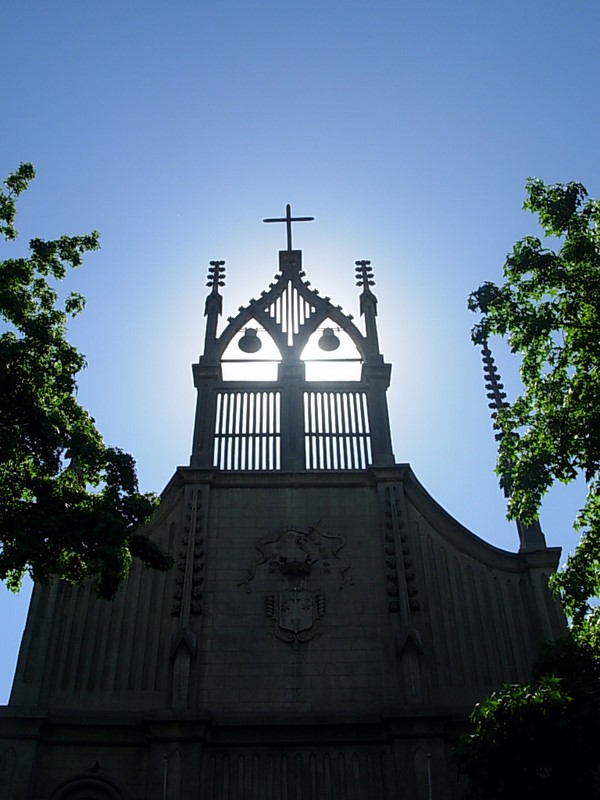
1, 465, 563, 799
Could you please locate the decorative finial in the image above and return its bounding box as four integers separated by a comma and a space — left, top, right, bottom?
354, 260, 380, 352
355, 260, 375, 291
207, 260, 226, 293
203, 260, 226, 353
480, 338, 547, 551
263, 203, 315, 251
480, 339, 508, 440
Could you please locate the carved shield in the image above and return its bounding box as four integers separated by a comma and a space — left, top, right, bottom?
279, 588, 314, 634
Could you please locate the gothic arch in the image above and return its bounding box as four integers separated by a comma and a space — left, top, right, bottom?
48, 774, 126, 800
213, 290, 369, 364
193, 248, 395, 471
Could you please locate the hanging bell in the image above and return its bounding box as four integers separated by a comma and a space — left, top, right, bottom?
238, 328, 262, 353
318, 327, 340, 352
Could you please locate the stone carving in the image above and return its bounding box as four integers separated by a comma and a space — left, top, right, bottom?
266, 587, 326, 647
239, 524, 350, 592
171, 490, 205, 617
240, 524, 350, 647
384, 486, 419, 613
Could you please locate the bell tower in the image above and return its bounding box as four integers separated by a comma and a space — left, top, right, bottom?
191, 205, 394, 473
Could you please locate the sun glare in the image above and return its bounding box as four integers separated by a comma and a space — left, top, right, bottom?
301, 321, 362, 381
220, 319, 362, 382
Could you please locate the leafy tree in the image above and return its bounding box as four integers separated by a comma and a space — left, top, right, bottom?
0, 163, 171, 599
469, 178, 600, 632
459, 180, 600, 796
454, 636, 600, 799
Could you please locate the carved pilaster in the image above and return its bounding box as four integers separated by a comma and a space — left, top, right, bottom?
381, 482, 423, 703
170, 486, 207, 709
383, 484, 419, 615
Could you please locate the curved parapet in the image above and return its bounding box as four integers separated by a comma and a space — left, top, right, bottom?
376, 464, 560, 570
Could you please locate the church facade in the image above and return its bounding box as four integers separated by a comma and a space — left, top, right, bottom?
0, 210, 564, 799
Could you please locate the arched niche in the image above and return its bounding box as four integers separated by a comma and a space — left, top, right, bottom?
220, 318, 281, 381
301, 318, 362, 381
48, 774, 125, 800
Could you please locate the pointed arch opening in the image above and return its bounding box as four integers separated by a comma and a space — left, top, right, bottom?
300, 319, 362, 382
220, 320, 282, 381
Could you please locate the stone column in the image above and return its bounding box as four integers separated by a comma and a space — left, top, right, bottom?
278, 363, 306, 471
362, 362, 395, 466
191, 362, 222, 468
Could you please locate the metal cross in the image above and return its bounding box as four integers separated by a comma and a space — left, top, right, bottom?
263, 204, 314, 251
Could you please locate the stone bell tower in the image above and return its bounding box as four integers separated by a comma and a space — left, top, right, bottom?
191, 211, 394, 473
0, 207, 564, 800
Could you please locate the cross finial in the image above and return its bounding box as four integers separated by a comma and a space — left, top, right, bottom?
263, 203, 314, 251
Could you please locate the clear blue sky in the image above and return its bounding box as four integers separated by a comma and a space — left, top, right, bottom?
2, 1, 599, 702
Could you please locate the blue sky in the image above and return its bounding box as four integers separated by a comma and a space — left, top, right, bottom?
1, 1, 599, 701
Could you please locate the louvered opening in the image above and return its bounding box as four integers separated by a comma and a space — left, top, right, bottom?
303, 390, 372, 469
213, 390, 281, 470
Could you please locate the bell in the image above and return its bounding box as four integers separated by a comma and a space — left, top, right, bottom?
238, 328, 262, 353
318, 327, 340, 352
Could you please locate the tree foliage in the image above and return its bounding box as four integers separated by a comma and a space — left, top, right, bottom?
469, 178, 600, 629
459, 179, 600, 796
0, 163, 171, 599
454, 636, 600, 799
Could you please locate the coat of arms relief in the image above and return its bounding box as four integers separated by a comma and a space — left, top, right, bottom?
239, 525, 351, 647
